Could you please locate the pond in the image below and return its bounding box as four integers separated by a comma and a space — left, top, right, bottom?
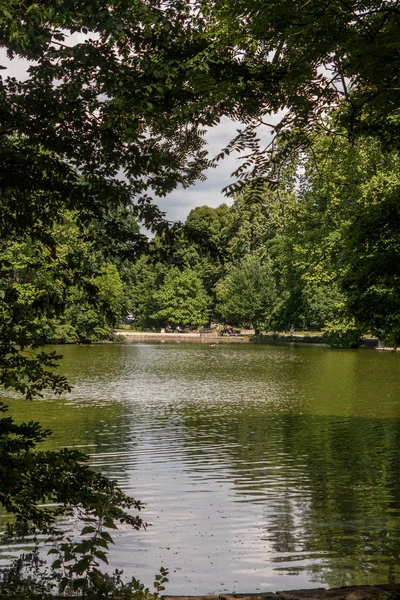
3, 342, 400, 594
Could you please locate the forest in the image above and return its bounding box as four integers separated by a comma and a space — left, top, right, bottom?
1, 0, 400, 597
111, 125, 400, 349
9, 125, 399, 348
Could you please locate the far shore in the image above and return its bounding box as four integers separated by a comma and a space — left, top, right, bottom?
117, 330, 250, 343
52, 582, 400, 600
115, 330, 380, 348
161, 583, 400, 600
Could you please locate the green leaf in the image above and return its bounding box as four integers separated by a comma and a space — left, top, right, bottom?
81, 525, 97, 535
93, 550, 109, 564
100, 531, 115, 543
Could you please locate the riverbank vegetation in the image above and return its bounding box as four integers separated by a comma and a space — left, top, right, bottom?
128, 128, 400, 348
1, 0, 400, 597
6, 127, 399, 349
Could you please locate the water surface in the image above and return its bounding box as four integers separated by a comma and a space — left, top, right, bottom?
4, 343, 400, 593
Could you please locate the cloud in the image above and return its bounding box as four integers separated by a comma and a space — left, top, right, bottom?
154, 118, 240, 223
156, 185, 232, 223
0, 49, 32, 79
156, 115, 279, 223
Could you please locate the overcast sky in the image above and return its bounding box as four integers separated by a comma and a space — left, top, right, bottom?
156, 117, 244, 223
1, 49, 266, 224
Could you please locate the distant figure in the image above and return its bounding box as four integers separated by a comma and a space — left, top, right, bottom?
220, 325, 235, 336
290, 325, 295, 335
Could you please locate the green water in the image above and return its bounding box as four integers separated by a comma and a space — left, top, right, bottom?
3, 342, 400, 593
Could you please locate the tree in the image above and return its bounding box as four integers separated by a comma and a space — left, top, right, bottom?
57, 263, 126, 343
0, 204, 137, 351
5, 0, 399, 204
184, 204, 230, 259
263, 122, 400, 342
343, 185, 400, 346
130, 205, 230, 328
206, 0, 400, 191
216, 253, 278, 333
126, 253, 167, 330
151, 267, 210, 328
0, 201, 150, 595
1, 4, 208, 200
221, 193, 271, 262
295, 126, 400, 341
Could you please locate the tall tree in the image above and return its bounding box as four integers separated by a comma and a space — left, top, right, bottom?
270, 124, 400, 340
152, 267, 210, 328
343, 177, 400, 346
217, 253, 278, 333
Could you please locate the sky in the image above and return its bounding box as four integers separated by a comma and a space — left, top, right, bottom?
158, 110, 285, 223
155, 117, 243, 223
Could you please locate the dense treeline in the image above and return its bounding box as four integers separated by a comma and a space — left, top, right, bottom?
14, 123, 400, 348
125, 126, 400, 347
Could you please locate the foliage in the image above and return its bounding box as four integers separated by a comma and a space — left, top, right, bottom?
0, 401, 146, 598
128, 254, 167, 330
222, 193, 271, 261
207, 0, 400, 191
4, 0, 398, 203
342, 181, 400, 347
265, 128, 400, 338
0, 548, 53, 600
0, 209, 133, 350
0, 0, 274, 234
1, 0, 399, 339
56, 263, 126, 343
151, 267, 210, 328
0, 547, 169, 600
184, 204, 231, 260
322, 318, 363, 349
301, 130, 400, 344
128, 130, 400, 343
216, 253, 278, 332
114, 124, 400, 345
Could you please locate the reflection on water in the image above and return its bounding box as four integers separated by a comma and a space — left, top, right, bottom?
4, 343, 400, 593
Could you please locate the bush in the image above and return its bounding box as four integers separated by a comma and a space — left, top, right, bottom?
322, 319, 363, 348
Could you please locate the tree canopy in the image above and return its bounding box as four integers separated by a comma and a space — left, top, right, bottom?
152, 267, 210, 327
3, 0, 399, 203
130, 125, 400, 345
217, 253, 278, 333
206, 0, 400, 191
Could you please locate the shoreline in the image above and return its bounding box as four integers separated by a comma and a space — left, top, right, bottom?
52, 583, 400, 600
116, 331, 379, 348
162, 585, 400, 600
118, 330, 248, 343
117, 331, 325, 344
51, 584, 400, 600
